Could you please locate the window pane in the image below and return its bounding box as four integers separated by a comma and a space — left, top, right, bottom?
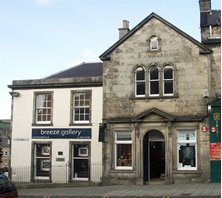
136, 82, 145, 95
136, 67, 145, 80
150, 66, 159, 80
150, 81, 159, 95
178, 131, 196, 141
164, 80, 173, 94
178, 144, 196, 167
117, 144, 132, 166
117, 132, 131, 141
164, 68, 173, 79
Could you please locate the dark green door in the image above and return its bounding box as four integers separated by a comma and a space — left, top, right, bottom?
209, 98, 221, 183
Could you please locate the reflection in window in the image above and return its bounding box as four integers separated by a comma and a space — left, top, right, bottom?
73, 92, 91, 124
35, 93, 52, 124
115, 132, 132, 169
149, 66, 159, 96
135, 67, 145, 97
163, 66, 174, 95
177, 130, 197, 170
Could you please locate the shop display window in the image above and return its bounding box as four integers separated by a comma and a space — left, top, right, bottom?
115, 131, 132, 170
177, 130, 197, 170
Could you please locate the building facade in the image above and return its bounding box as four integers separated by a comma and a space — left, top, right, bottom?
99, 1, 220, 184
9, 62, 103, 183
0, 120, 11, 170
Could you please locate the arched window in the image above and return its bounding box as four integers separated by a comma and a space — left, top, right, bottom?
135, 67, 145, 97
163, 66, 174, 95
149, 65, 159, 96
150, 36, 159, 51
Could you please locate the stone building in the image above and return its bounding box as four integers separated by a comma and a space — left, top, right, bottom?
99, 0, 220, 184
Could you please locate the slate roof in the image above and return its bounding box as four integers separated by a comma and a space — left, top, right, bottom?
200, 10, 221, 27
99, 12, 212, 61
46, 62, 103, 79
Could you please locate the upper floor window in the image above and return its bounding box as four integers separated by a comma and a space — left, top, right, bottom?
135, 67, 145, 97
149, 36, 159, 51
163, 66, 174, 96
72, 92, 91, 124
35, 93, 53, 124
149, 65, 159, 96
134, 64, 175, 98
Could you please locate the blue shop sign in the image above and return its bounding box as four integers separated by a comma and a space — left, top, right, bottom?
32, 128, 91, 139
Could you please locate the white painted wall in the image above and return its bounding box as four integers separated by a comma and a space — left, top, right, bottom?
11, 86, 103, 183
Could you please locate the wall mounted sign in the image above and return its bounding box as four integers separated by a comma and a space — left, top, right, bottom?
32, 128, 91, 139
210, 142, 221, 160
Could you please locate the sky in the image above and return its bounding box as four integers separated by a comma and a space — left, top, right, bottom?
0, 0, 221, 119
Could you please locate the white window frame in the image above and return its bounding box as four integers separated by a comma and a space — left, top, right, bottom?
149, 66, 159, 97
115, 131, 132, 170
73, 92, 91, 124
35, 93, 53, 124
150, 36, 159, 51
135, 67, 145, 97
177, 130, 197, 170
163, 66, 174, 96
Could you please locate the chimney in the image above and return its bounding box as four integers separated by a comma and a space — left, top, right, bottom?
118, 20, 130, 39
199, 0, 211, 12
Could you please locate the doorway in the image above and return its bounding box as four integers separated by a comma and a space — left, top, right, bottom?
143, 130, 165, 182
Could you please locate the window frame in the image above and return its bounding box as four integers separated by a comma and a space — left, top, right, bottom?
34, 92, 53, 125
163, 66, 174, 96
149, 36, 159, 51
177, 129, 197, 170
115, 131, 133, 170
71, 91, 92, 125
149, 65, 160, 97
135, 67, 146, 97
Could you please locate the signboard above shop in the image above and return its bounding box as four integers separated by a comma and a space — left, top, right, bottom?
32, 128, 91, 139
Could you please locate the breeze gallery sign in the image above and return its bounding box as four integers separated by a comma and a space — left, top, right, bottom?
32, 128, 91, 139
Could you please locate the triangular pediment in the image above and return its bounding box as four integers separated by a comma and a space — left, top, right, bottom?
134, 108, 175, 122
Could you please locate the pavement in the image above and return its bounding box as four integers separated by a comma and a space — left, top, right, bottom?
18, 183, 221, 198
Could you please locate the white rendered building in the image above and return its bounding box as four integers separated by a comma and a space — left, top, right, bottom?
9, 62, 103, 183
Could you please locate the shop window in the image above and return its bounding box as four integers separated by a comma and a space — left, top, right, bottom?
72, 144, 89, 181
72, 92, 91, 124
34, 143, 51, 180
163, 66, 174, 96
135, 67, 145, 97
115, 131, 132, 170
149, 65, 159, 96
177, 130, 197, 170
34, 93, 53, 124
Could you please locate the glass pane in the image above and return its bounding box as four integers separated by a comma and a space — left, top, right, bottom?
178, 143, 195, 167
164, 80, 173, 94
136, 67, 145, 80
136, 82, 145, 95
149, 66, 158, 80
117, 144, 132, 166
178, 131, 195, 141
117, 132, 131, 141
164, 67, 173, 79
150, 81, 159, 95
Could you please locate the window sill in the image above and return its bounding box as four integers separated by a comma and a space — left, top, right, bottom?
32, 123, 53, 126
173, 170, 201, 174
131, 94, 178, 100
69, 123, 92, 126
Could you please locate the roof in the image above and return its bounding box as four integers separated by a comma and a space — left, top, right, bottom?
46, 62, 103, 79
99, 12, 212, 60
200, 10, 221, 27
8, 62, 103, 90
